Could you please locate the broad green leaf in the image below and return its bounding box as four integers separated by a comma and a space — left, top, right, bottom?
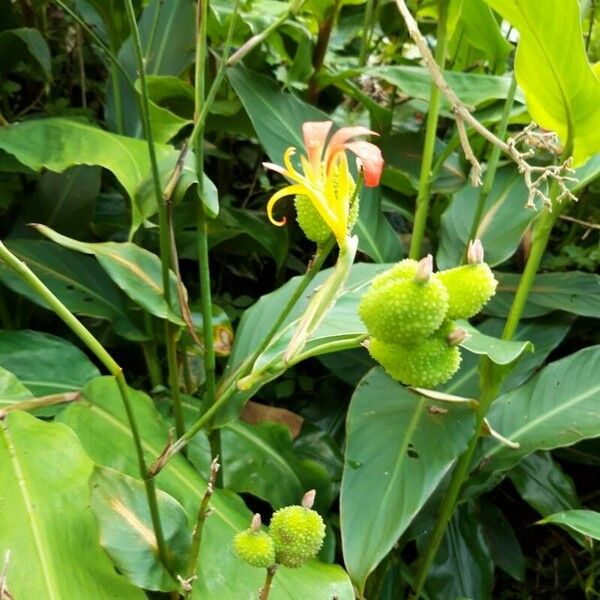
508, 452, 581, 520
449, 0, 512, 73
485, 271, 600, 318
442, 317, 571, 398
0, 240, 145, 340
146, 75, 195, 118
0, 411, 143, 599
478, 346, 600, 474
539, 510, 600, 541
340, 368, 476, 590
437, 166, 532, 269
0, 118, 216, 234
189, 419, 305, 509
486, 0, 600, 165
0, 330, 100, 395
422, 502, 494, 600
16, 165, 100, 238
479, 500, 526, 582
0, 28, 51, 79
34, 225, 184, 325
106, 0, 196, 137
90, 466, 191, 592
73, 0, 134, 49
458, 320, 532, 365
58, 377, 355, 600
369, 66, 524, 112
227, 65, 400, 262
0, 366, 32, 407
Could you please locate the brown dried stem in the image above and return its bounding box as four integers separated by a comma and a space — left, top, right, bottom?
394, 0, 578, 209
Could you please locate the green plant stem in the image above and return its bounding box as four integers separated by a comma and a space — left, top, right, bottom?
410, 172, 568, 598
409, 359, 500, 598
408, 0, 449, 260
124, 0, 185, 437
359, 0, 377, 66
260, 565, 278, 600
183, 458, 218, 598
0, 240, 171, 573
307, 0, 341, 102
142, 313, 163, 387
151, 238, 334, 473
463, 74, 518, 261
0, 391, 79, 418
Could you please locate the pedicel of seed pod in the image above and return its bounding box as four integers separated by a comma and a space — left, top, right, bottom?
269, 490, 326, 569
233, 513, 276, 569
437, 240, 498, 320
358, 254, 449, 344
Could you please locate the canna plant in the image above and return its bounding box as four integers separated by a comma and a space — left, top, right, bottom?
0, 1, 598, 600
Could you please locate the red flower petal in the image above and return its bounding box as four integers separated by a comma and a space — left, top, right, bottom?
344, 141, 384, 187
302, 121, 333, 173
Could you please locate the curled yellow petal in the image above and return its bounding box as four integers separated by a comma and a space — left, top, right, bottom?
266, 184, 308, 226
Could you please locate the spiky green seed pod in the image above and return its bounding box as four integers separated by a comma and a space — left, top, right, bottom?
368, 258, 420, 290
368, 332, 462, 388
294, 195, 331, 244
359, 256, 449, 344
438, 263, 497, 320
234, 528, 276, 568
269, 505, 326, 568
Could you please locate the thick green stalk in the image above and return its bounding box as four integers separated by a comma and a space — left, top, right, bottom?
464, 75, 518, 260
408, 0, 449, 259
410, 171, 568, 597
359, 0, 377, 66
123, 0, 185, 436
0, 241, 171, 572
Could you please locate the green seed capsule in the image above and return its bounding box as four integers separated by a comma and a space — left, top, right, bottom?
233, 529, 276, 568
438, 263, 498, 320
359, 257, 449, 344
294, 195, 332, 244
368, 333, 462, 388
269, 505, 326, 568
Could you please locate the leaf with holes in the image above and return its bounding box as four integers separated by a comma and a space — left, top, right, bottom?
340, 367, 476, 591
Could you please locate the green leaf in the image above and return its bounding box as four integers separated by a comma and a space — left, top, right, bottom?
0, 118, 216, 234
0, 411, 144, 599
106, 0, 196, 137
442, 316, 571, 398
0, 240, 145, 340
34, 225, 184, 325
538, 510, 600, 541
479, 500, 526, 582
227, 65, 400, 262
508, 452, 581, 519
449, 0, 512, 73
340, 367, 476, 589
73, 0, 133, 49
0, 366, 33, 407
485, 271, 600, 318
90, 466, 191, 592
369, 66, 524, 112
0, 330, 100, 395
478, 345, 600, 474
0, 28, 51, 79
437, 166, 532, 269
486, 0, 600, 165
58, 377, 355, 600
458, 320, 533, 365
423, 502, 494, 600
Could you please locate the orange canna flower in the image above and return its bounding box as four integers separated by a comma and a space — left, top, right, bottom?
263, 121, 384, 247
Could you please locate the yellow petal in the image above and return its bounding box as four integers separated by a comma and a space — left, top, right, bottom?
266, 184, 308, 226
